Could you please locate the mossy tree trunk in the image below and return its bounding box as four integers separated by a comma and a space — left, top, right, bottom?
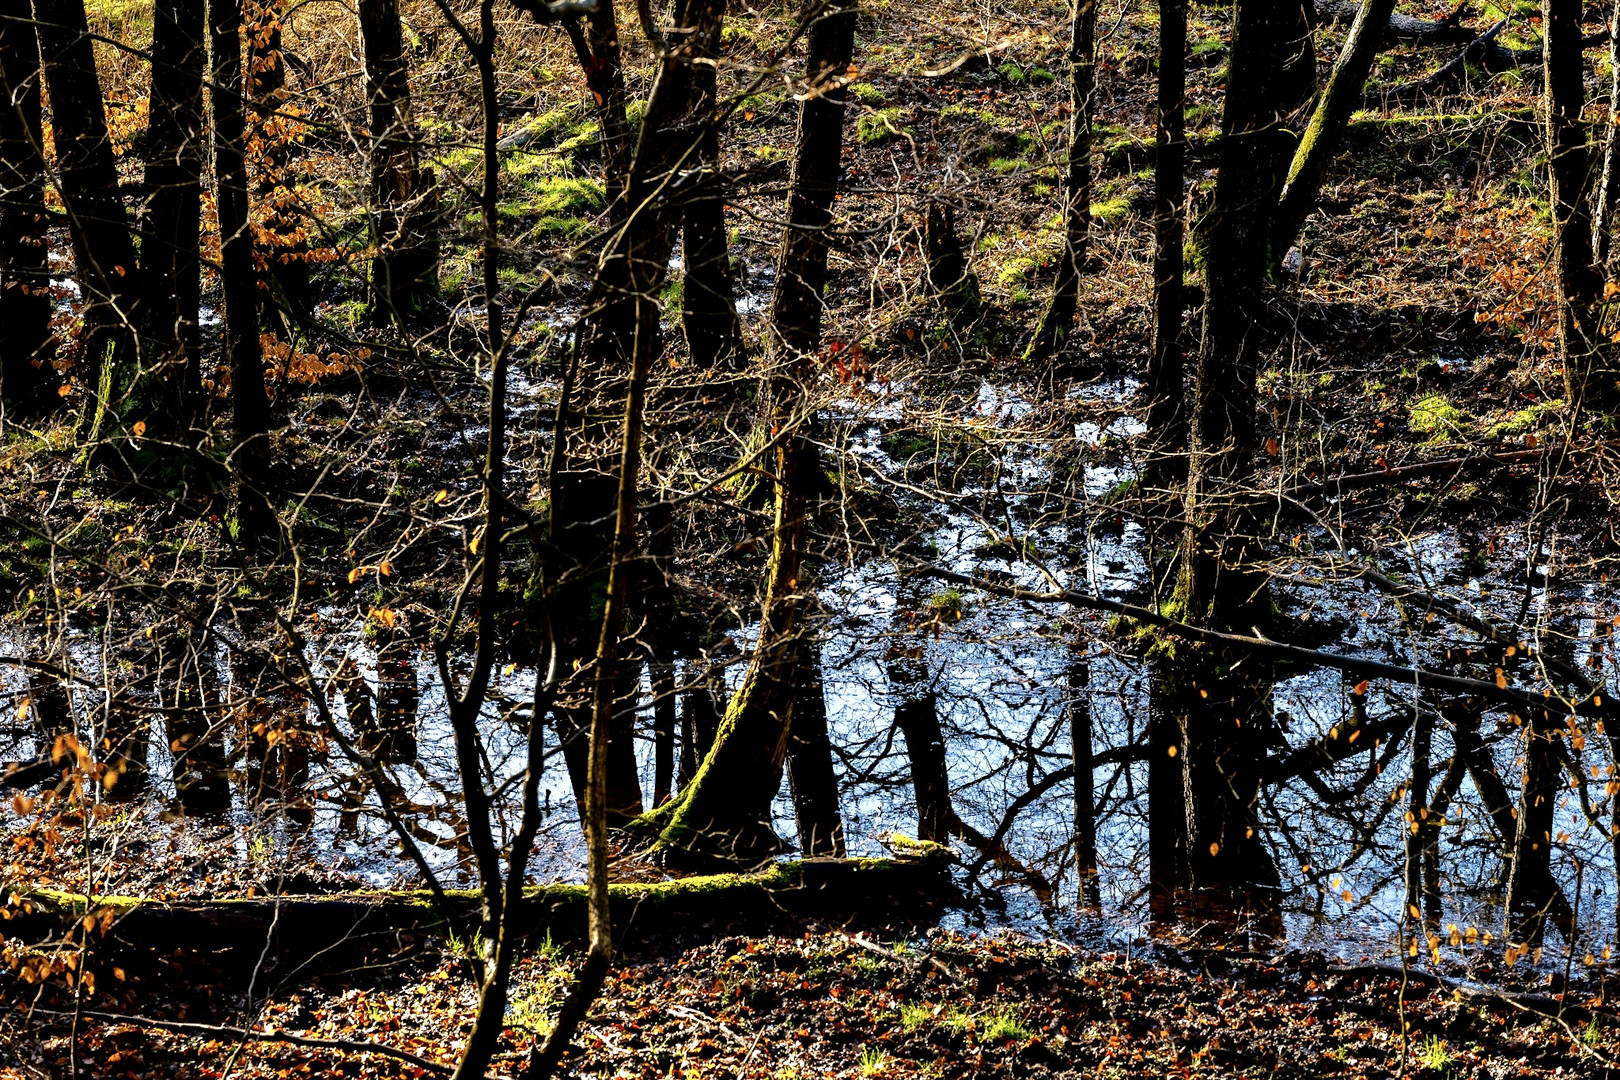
0, 11, 55, 412
1543, 0, 1611, 414
1271, 0, 1394, 264
140, 0, 207, 438
1026, 0, 1095, 361
359, 0, 438, 323
652, 0, 857, 867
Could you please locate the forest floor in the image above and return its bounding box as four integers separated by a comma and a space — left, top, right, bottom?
4, 927, 1619, 1078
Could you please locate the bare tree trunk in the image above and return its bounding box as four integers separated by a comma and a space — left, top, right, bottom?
678, 0, 741, 368
888, 628, 952, 844
249, 0, 311, 320
0, 11, 54, 412
1544, 0, 1610, 414
1026, 0, 1095, 361
35, 0, 140, 441
1594, 0, 1620, 269
141, 0, 207, 437
1069, 655, 1099, 909
1147, 662, 1189, 925
211, 0, 274, 537
786, 632, 845, 856
1174, 0, 1298, 940
358, 0, 438, 323
1506, 706, 1562, 948
1403, 701, 1432, 943
1144, 0, 1185, 485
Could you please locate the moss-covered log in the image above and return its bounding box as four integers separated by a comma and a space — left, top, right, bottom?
8, 854, 956, 980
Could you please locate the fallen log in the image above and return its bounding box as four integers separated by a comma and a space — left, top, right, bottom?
8, 853, 957, 982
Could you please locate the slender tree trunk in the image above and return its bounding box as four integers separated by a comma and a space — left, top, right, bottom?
653, 1, 856, 867
678, 657, 721, 790
161, 624, 231, 816
358, 0, 437, 322
922, 201, 980, 324
1147, 662, 1189, 926
1069, 655, 1099, 909
1506, 706, 1562, 947
1544, 0, 1610, 414
211, 0, 274, 537
1594, 0, 1620, 269
1144, 0, 1185, 486
35, 0, 140, 440
1271, 0, 1396, 263
786, 631, 845, 856
0, 11, 54, 412
888, 626, 952, 844
1404, 701, 1433, 944
141, 0, 207, 438
678, 0, 741, 368
250, 0, 311, 320
1026, 0, 1095, 361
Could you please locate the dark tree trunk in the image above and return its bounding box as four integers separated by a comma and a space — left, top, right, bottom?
656, 0, 858, 860
1147, 663, 1189, 925
888, 625, 952, 844
375, 638, 420, 764
358, 0, 437, 322
1172, 0, 1301, 939
1543, 0, 1610, 413
1145, 0, 1185, 484
922, 201, 979, 324
1404, 701, 1433, 943
678, 0, 741, 369
785, 632, 845, 857
211, 0, 274, 538
35, 0, 140, 437
140, 0, 206, 437
1272, 0, 1398, 264
1026, 0, 1095, 361
249, 2, 311, 319
1069, 655, 1099, 909
1506, 706, 1562, 947
0, 12, 54, 412
678, 657, 721, 790
161, 625, 230, 816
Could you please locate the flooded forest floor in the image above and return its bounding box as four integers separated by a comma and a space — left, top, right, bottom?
6, 0, 1620, 1073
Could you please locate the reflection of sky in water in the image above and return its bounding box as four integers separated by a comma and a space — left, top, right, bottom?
6, 380, 1618, 978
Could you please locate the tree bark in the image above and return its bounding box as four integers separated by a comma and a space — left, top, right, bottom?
1505, 708, 1563, 947
653, 0, 857, 868
249, 1, 312, 320
888, 627, 952, 844
1174, 0, 1297, 940
786, 632, 846, 857
0, 11, 54, 412
1069, 655, 1099, 909
677, 0, 742, 369
358, 0, 438, 323
1144, 0, 1185, 485
1272, 0, 1398, 267
140, 0, 207, 437
1594, 0, 1620, 270
35, 0, 140, 439
1543, 0, 1610, 414
1147, 662, 1189, 925
211, 0, 274, 537
1026, 0, 1095, 361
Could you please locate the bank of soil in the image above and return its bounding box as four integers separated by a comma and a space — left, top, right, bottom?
3, 929, 1617, 1077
